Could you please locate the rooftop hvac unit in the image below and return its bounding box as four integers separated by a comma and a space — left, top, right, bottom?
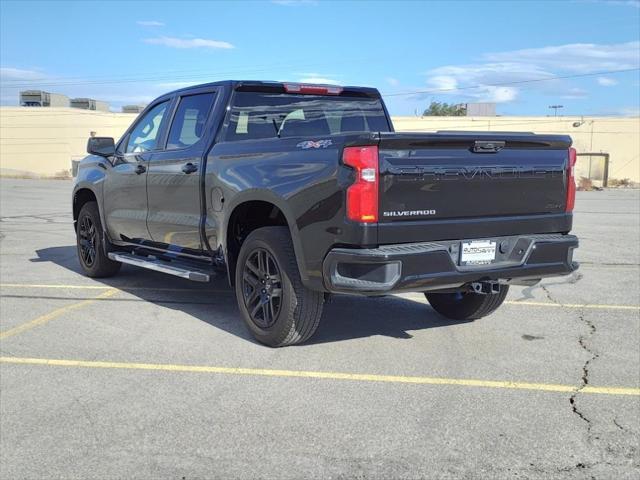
70, 98, 110, 111
20, 90, 69, 107
122, 105, 146, 113
465, 103, 497, 116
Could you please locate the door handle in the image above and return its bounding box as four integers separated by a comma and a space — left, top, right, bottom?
134, 164, 146, 175
182, 162, 198, 174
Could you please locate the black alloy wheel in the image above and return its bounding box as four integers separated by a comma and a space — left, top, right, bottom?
78, 214, 97, 268
234, 226, 324, 347
242, 248, 283, 328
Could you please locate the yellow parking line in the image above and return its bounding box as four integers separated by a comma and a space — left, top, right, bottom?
505, 301, 640, 311
1, 356, 638, 396
0, 283, 230, 293
2, 284, 639, 311
399, 293, 639, 311
1, 283, 112, 290
0, 289, 118, 340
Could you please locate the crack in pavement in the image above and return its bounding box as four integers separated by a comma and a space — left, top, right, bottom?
613, 418, 626, 432
536, 282, 601, 447
562, 312, 639, 476
569, 310, 599, 442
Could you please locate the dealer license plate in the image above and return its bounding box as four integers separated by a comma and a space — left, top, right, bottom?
460, 240, 497, 265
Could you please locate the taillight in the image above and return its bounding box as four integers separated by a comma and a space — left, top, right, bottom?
343, 145, 379, 223
283, 83, 343, 95
566, 147, 577, 212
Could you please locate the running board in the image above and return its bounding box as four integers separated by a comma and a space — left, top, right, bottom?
108, 252, 211, 282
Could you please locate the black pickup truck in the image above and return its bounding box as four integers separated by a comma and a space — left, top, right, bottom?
73, 80, 578, 346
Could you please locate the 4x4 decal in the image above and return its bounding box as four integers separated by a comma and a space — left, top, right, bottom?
296, 140, 333, 149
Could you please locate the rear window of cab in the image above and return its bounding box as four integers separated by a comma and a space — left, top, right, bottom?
224, 91, 390, 142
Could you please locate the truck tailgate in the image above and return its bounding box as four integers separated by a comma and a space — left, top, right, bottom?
377, 132, 573, 243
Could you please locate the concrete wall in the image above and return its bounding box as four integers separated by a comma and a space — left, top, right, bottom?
1, 107, 639, 181
0, 107, 137, 176
393, 116, 640, 183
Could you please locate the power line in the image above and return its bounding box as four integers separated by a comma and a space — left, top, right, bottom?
381, 68, 640, 97
1, 62, 304, 84
1, 56, 378, 89
3, 65, 638, 97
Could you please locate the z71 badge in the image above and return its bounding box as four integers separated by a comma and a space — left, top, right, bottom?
296, 140, 333, 149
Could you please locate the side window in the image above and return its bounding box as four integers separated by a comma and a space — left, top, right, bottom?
125, 101, 169, 153
166, 92, 215, 150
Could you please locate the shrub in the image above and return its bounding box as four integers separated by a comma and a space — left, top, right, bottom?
578, 177, 593, 191
608, 178, 638, 188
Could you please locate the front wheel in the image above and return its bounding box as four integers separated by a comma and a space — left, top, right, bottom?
76, 201, 121, 278
235, 226, 324, 347
425, 286, 509, 320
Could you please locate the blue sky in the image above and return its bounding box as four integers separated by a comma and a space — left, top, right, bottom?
1, 0, 639, 115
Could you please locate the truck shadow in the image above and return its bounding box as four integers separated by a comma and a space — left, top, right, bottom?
31, 246, 471, 346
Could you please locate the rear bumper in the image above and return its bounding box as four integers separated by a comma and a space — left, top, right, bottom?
322, 233, 578, 295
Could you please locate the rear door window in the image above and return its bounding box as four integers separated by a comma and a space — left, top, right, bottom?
225, 92, 390, 141
166, 92, 216, 150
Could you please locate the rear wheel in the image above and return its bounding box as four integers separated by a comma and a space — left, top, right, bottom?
425, 286, 509, 320
76, 201, 121, 278
235, 226, 324, 347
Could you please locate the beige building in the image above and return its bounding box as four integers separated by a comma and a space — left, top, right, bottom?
0, 107, 136, 177
1, 107, 639, 182
393, 116, 640, 184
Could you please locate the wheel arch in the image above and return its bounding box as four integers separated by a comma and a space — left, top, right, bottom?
223, 191, 308, 287
72, 187, 99, 231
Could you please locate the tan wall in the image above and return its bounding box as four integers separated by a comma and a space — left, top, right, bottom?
393, 116, 640, 182
0, 107, 137, 176
1, 107, 639, 181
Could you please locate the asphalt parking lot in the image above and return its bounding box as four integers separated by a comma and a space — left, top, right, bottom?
0, 178, 638, 479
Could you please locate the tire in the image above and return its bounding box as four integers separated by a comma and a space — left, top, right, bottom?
235, 226, 324, 347
425, 286, 509, 321
76, 201, 121, 278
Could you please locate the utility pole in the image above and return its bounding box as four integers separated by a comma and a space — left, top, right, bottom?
549, 105, 564, 117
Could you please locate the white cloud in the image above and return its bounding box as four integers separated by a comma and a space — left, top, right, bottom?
298, 77, 341, 85
295, 72, 341, 85
481, 86, 519, 103
427, 74, 459, 91
386, 77, 400, 86
420, 41, 639, 105
0, 67, 49, 105
484, 41, 640, 73
424, 62, 552, 102
137, 20, 164, 27
144, 36, 234, 49
597, 76, 619, 86
0, 67, 46, 81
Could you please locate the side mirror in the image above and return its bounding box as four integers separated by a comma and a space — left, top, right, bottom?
87, 137, 116, 157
